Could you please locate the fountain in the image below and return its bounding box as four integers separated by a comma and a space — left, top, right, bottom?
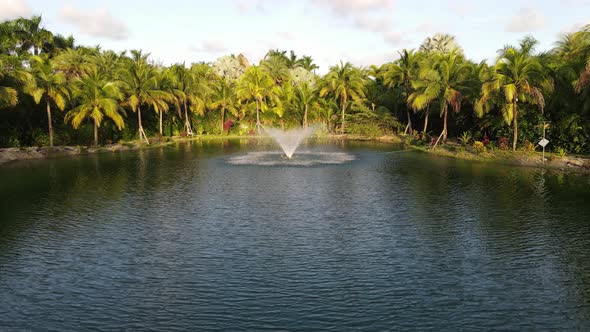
263, 126, 318, 159
227, 125, 355, 166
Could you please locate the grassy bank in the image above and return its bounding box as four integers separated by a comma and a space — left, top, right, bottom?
410, 141, 590, 174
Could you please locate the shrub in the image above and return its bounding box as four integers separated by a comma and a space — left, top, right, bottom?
473, 141, 486, 154
482, 133, 490, 146
32, 131, 49, 147
458, 131, 472, 146
497, 137, 510, 150
7, 137, 20, 148
522, 141, 536, 153
556, 147, 567, 158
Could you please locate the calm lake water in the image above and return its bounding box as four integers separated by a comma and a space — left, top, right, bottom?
1, 139, 590, 331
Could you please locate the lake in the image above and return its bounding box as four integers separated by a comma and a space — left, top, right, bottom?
1, 139, 589, 330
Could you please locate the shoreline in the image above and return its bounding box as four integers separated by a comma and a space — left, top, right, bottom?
1, 134, 589, 174
0, 134, 402, 166
411, 143, 590, 174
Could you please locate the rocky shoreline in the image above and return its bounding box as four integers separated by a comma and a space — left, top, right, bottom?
0, 142, 155, 166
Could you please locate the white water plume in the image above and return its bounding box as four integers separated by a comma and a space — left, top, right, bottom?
263, 126, 318, 158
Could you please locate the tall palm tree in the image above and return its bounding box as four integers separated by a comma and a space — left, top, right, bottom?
383, 49, 422, 135
409, 51, 472, 147
477, 37, 549, 150
66, 68, 125, 146
14, 15, 53, 56
119, 50, 171, 144
210, 78, 238, 134
169, 63, 196, 135
320, 61, 365, 134
25, 55, 69, 147
237, 65, 274, 131
296, 82, 317, 127
189, 63, 214, 134
153, 69, 172, 137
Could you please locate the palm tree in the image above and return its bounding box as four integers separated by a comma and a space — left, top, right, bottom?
119, 50, 171, 144
320, 61, 365, 134
54, 48, 93, 79
189, 63, 214, 134
153, 69, 172, 137
25, 55, 69, 147
237, 66, 274, 131
261, 56, 290, 86
14, 15, 53, 56
419, 33, 463, 55
409, 51, 472, 147
169, 63, 196, 135
66, 68, 125, 146
210, 78, 238, 134
383, 49, 422, 135
477, 37, 548, 150
299, 55, 319, 72
0, 54, 29, 107
296, 82, 317, 127
92, 50, 125, 81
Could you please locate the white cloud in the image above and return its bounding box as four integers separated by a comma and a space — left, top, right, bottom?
277, 31, 296, 40
448, 1, 476, 15
191, 40, 228, 54
58, 5, 129, 40
415, 22, 445, 34
312, 0, 394, 16
0, 0, 32, 21
353, 15, 390, 33
506, 7, 545, 32
382, 31, 406, 45
236, 0, 276, 13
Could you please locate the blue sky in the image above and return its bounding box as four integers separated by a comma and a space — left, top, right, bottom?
1, 0, 589, 73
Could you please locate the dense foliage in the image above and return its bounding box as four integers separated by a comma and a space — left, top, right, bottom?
1, 17, 590, 153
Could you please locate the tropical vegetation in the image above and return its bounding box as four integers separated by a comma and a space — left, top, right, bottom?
1, 17, 590, 155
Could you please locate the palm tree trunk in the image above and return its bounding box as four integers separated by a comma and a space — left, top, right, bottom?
341, 96, 346, 135
94, 117, 98, 146
512, 102, 518, 151
159, 110, 163, 137
423, 110, 429, 135
406, 109, 413, 135
256, 99, 260, 132
138, 105, 149, 144
221, 106, 225, 134
442, 107, 448, 142
304, 104, 308, 128
183, 100, 192, 135
46, 101, 53, 147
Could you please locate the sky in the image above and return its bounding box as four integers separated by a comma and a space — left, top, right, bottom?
1, 0, 589, 73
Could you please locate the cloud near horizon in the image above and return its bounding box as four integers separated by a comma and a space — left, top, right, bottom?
58, 5, 129, 40
191, 40, 228, 54
506, 7, 546, 32
0, 0, 32, 21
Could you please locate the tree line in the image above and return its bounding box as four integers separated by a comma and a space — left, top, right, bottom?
1, 16, 589, 153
